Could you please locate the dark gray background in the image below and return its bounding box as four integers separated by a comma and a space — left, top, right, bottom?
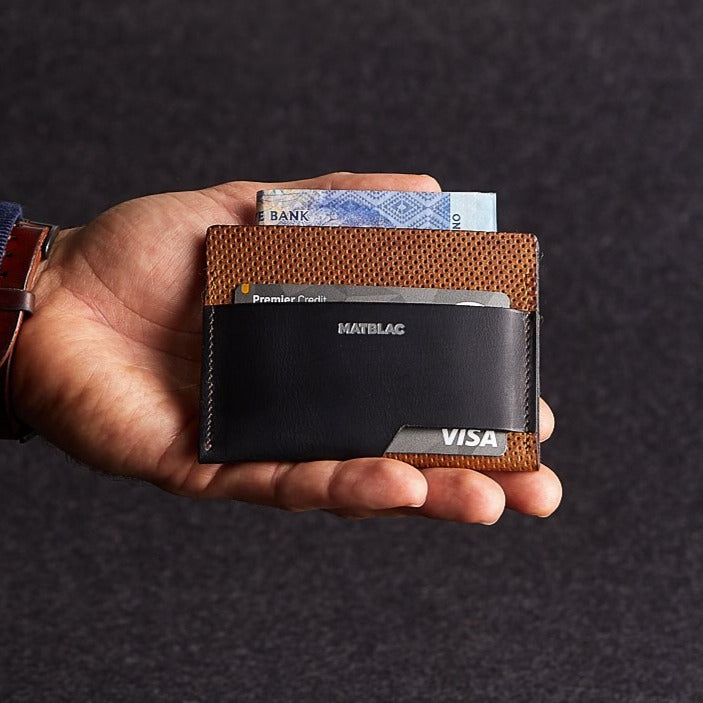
1, 1, 702, 701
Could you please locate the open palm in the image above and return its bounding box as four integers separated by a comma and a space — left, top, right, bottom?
12, 173, 561, 523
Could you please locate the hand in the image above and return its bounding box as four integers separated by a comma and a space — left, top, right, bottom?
11, 172, 561, 523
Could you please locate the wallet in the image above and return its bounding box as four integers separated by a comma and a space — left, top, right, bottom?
199, 225, 540, 471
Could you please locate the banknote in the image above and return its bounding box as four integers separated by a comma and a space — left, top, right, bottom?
256, 189, 497, 231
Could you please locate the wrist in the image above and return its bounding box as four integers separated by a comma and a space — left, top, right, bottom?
7, 226, 77, 437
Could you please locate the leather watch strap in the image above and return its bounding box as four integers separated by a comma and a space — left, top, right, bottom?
0, 213, 59, 439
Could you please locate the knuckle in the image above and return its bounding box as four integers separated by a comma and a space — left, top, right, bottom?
324, 171, 356, 189
410, 173, 441, 191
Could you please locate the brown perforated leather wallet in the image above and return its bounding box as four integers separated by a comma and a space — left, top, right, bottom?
200, 225, 540, 471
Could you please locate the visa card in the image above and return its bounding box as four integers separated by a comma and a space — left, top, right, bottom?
232, 283, 508, 457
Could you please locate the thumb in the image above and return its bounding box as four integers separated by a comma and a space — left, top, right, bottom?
198, 171, 442, 224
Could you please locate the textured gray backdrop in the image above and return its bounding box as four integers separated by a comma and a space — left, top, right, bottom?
1, 1, 702, 701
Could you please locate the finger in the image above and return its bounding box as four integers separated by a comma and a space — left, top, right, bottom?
278, 172, 443, 193
200, 171, 441, 221
200, 457, 428, 512
328, 463, 561, 522
329, 468, 506, 523
484, 464, 562, 517
539, 398, 555, 442
400, 468, 506, 524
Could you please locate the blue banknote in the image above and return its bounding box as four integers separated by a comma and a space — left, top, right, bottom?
256, 189, 497, 231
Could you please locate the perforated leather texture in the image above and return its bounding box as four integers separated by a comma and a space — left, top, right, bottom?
205, 226, 538, 312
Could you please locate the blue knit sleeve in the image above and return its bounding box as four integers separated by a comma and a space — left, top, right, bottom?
0, 201, 23, 262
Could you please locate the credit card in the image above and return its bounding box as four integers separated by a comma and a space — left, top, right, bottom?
232, 283, 508, 457
233, 283, 510, 308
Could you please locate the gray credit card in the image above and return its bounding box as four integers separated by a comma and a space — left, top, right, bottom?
232, 283, 509, 458
233, 283, 510, 308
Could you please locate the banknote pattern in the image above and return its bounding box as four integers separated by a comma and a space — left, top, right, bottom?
256, 189, 497, 231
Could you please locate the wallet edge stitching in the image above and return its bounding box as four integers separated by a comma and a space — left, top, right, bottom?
204, 305, 215, 454
524, 312, 531, 432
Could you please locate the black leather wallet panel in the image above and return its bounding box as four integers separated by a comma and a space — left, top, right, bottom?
199, 302, 537, 463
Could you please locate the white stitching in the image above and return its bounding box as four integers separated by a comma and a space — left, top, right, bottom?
204, 306, 215, 453
524, 312, 531, 432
